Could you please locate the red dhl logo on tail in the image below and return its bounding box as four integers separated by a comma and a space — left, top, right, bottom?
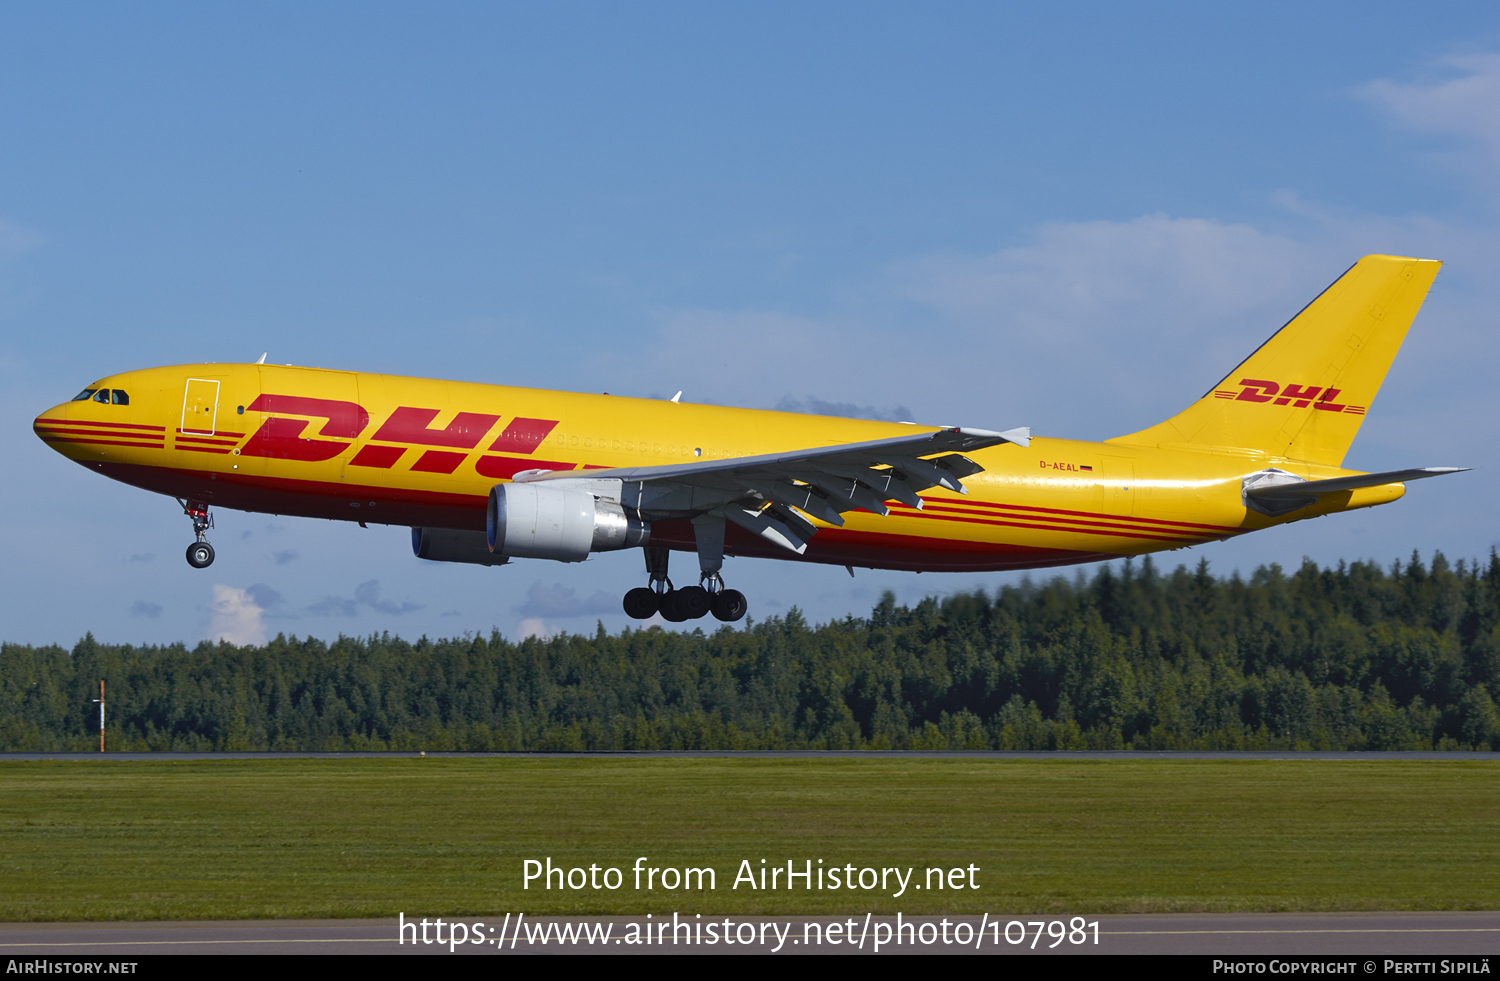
1211, 379, 1366, 416
234, 395, 568, 477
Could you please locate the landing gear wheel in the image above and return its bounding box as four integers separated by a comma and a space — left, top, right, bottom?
674, 585, 712, 620
658, 589, 689, 622
178, 499, 216, 569
186, 542, 215, 569
623, 587, 658, 620
711, 588, 747, 622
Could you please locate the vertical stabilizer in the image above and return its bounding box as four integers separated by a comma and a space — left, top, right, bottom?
1111, 255, 1441, 466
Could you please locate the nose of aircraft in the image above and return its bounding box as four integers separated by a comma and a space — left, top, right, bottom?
33, 382, 160, 464
33, 400, 80, 455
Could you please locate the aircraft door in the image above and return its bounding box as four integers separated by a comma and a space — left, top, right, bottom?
1096, 455, 1136, 516
181, 378, 221, 435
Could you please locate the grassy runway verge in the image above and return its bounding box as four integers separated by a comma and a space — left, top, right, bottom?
0, 757, 1495, 921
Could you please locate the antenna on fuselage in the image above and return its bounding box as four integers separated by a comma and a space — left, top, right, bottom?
255, 353, 267, 364
670, 391, 682, 403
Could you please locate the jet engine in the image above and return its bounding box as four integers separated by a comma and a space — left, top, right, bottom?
411, 527, 508, 566
487, 481, 649, 562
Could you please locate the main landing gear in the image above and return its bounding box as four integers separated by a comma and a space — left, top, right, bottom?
179, 498, 215, 569
622, 538, 748, 623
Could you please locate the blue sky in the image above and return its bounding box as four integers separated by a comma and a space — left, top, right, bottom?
4, 2, 1500, 646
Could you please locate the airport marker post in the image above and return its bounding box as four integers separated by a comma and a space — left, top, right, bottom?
93, 681, 104, 752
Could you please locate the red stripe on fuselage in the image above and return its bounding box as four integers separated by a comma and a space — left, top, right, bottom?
174, 436, 240, 446
894, 503, 1216, 541
913, 495, 1238, 533
175, 428, 245, 438
895, 508, 1219, 544
34, 418, 165, 432
41, 436, 165, 449
36, 425, 167, 441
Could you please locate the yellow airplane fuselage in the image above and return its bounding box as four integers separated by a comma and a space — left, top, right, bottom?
33, 360, 1402, 573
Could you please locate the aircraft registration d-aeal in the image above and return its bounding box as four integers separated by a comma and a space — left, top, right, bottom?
35, 255, 1467, 623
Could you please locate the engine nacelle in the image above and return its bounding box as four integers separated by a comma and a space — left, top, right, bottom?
487, 482, 650, 562
412, 527, 509, 566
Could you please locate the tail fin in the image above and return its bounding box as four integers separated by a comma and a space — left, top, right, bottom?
1111, 255, 1441, 466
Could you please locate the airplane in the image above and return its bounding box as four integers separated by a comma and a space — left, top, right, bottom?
33, 254, 1467, 624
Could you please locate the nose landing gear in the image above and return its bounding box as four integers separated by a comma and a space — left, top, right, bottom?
179, 499, 215, 569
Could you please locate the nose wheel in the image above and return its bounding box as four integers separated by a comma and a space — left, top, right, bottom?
178, 498, 215, 569
621, 545, 747, 622
186, 541, 215, 569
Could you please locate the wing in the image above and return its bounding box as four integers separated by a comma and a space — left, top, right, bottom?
515, 425, 1030, 554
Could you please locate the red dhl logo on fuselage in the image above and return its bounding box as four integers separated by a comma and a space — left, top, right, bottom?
1211, 379, 1366, 416
232, 395, 566, 479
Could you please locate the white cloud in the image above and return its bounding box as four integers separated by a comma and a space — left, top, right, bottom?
619, 308, 853, 411
621, 54, 1500, 441
1364, 53, 1500, 147
1361, 53, 1500, 193
774, 395, 913, 421
208, 585, 268, 647
887, 213, 1326, 403
630, 214, 1343, 440
894, 215, 1309, 326
514, 581, 618, 619
517, 618, 553, 642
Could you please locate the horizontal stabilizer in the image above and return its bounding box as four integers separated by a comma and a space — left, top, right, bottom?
1244, 466, 1468, 515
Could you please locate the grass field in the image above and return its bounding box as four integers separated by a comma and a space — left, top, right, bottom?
0, 757, 1496, 921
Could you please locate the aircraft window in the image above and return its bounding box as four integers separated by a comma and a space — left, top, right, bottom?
72, 389, 97, 402
93, 389, 110, 403
111, 390, 130, 405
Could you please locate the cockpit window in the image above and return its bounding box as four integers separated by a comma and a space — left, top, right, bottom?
92, 389, 110, 403
111, 390, 129, 405
72, 389, 97, 402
